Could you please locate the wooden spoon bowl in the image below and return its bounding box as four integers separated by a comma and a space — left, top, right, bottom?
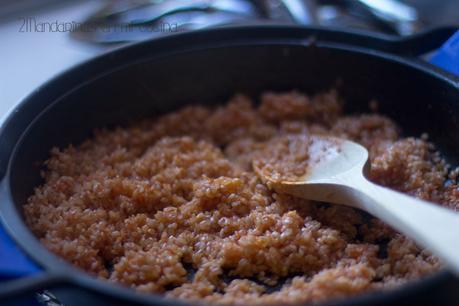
254, 135, 459, 276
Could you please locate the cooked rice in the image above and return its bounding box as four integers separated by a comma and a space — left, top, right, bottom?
24, 90, 457, 305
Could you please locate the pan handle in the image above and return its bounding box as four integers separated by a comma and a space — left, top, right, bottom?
385, 27, 458, 57
0, 221, 101, 304
0, 272, 70, 302
0, 224, 122, 304
0, 227, 75, 303
356, 27, 459, 75
0, 223, 67, 303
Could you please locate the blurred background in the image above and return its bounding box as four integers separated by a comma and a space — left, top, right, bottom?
1, 0, 459, 127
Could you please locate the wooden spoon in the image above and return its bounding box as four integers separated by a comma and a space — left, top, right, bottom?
253, 135, 459, 276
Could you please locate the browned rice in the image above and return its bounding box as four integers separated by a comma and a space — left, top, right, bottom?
24, 90, 458, 305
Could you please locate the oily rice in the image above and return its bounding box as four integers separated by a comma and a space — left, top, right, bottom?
24, 90, 458, 305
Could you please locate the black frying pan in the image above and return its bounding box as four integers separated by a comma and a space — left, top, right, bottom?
0, 25, 458, 306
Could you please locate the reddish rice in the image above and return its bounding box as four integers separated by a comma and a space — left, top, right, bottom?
24, 90, 458, 305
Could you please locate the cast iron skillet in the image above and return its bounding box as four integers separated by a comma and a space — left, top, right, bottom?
0, 25, 459, 306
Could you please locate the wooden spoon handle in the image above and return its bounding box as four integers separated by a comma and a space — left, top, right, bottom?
346, 174, 459, 276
